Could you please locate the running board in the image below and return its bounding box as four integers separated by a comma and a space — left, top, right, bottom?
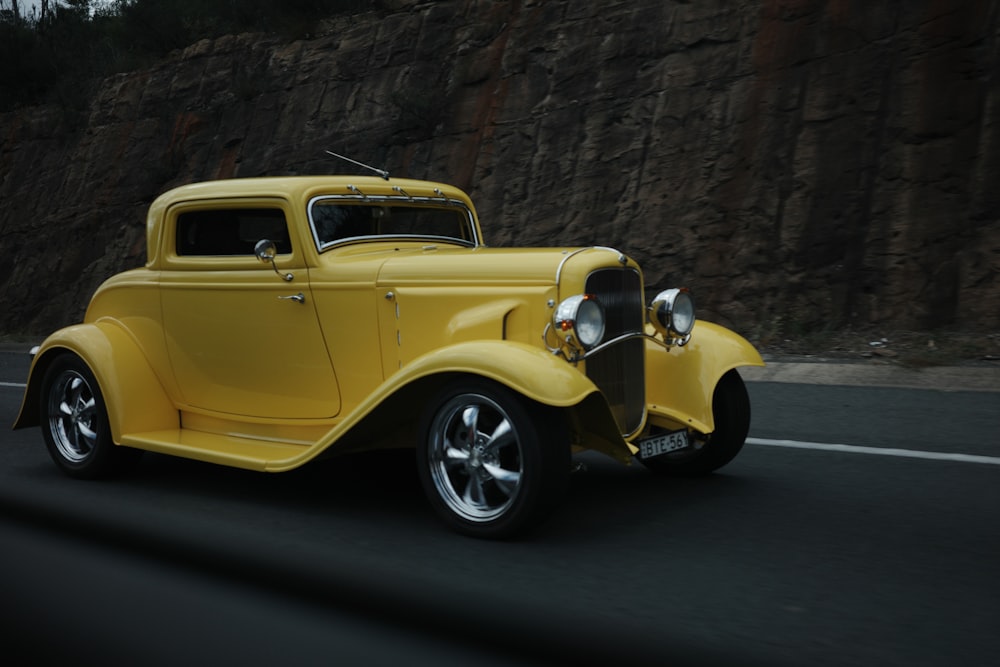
120, 429, 310, 472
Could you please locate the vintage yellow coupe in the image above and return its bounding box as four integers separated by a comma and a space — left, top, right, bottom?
15, 174, 763, 537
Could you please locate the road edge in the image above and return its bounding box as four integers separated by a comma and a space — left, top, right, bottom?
743, 358, 1000, 392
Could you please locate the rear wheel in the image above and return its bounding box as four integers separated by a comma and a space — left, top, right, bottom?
417, 378, 570, 539
640, 369, 750, 477
40, 354, 141, 479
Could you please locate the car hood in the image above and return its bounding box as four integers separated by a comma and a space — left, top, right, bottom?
375, 246, 633, 287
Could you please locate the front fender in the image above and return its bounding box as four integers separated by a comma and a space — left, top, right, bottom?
14, 321, 178, 441
268, 340, 631, 470
395, 340, 598, 407
645, 320, 764, 435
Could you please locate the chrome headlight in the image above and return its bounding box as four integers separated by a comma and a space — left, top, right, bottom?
553, 294, 605, 350
648, 288, 695, 339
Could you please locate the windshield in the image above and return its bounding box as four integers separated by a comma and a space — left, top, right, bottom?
309, 198, 477, 250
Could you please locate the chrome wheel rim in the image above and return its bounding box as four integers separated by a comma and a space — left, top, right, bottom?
427, 393, 523, 523
47, 370, 99, 463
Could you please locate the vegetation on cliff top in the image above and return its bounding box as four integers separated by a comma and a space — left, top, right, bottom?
0, 0, 365, 112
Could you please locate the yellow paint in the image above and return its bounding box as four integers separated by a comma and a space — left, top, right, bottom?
16, 175, 765, 473
644, 320, 765, 434
15, 321, 178, 442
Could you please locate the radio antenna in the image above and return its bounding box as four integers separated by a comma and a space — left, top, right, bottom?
325, 151, 390, 180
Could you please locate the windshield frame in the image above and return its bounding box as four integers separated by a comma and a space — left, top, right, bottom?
307, 194, 481, 252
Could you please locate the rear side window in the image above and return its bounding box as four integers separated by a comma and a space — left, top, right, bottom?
176, 208, 291, 256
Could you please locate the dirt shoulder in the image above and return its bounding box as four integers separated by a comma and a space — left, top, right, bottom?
743, 359, 1000, 392
747, 329, 1000, 392
753, 329, 1000, 368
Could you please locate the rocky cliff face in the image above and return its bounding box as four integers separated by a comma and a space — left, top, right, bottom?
1, 0, 998, 340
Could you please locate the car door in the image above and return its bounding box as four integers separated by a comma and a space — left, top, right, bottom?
159, 201, 341, 419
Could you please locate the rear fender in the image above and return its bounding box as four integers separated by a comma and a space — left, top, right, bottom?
14, 321, 178, 441
645, 321, 764, 435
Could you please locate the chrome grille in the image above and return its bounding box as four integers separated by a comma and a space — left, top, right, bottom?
585, 268, 645, 435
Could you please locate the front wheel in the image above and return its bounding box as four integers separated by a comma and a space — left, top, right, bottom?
40, 354, 141, 479
417, 379, 570, 539
640, 369, 751, 477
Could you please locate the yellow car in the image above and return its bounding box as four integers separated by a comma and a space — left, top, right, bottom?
15, 174, 763, 538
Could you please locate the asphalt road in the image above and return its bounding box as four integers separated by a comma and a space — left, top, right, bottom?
1, 348, 998, 666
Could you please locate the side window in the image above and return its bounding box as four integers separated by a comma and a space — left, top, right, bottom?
176, 208, 292, 256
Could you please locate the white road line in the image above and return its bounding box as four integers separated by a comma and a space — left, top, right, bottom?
748, 437, 1000, 466
0, 382, 26, 388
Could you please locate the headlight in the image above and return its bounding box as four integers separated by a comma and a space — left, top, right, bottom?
648, 288, 695, 338
553, 294, 605, 350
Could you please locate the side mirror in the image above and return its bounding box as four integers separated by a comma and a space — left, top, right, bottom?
254, 239, 293, 282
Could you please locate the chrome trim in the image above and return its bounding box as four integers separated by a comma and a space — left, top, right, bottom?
648, 288, 695, 338
582, 331, 654, 358
547, 331, 681, 362
584, 331, 690, 356
554, 247, 629, 285
591, 246, 628, 265
277, 292, 306, 304
555, 248, 590, 285
552, 294, 605, 351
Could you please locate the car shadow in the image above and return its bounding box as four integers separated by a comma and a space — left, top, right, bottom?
125, 447, 425, 510
19, 444, 764, 543
545, 451, 761, 541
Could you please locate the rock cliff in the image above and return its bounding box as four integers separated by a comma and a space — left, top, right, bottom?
1, 0, 998, 340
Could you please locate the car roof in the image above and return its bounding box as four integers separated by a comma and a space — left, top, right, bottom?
144, 176, 478, 267
151, 175, 472, 206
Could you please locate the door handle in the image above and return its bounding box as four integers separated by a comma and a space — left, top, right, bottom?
278, 292, 306, 304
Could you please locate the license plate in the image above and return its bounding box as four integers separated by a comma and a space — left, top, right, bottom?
637, 428, 690, 460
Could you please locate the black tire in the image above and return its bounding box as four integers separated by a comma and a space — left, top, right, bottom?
640, 369, 751, 477
39, 354, 142, 479
417, 378, 570, 539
